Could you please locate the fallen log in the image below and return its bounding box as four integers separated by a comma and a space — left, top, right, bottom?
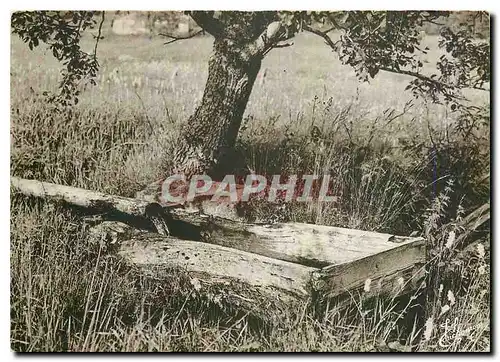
11, 176, 152, 218
11, 176, 426, 304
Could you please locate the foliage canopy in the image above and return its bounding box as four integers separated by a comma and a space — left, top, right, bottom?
12, 10, 489, 127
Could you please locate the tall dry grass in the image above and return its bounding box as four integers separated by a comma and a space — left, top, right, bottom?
10, 31, 490, 351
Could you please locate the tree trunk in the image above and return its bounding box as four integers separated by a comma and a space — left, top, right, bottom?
169, 12, 285, 182
135, 13, 285, 201
173, 39, 261, 180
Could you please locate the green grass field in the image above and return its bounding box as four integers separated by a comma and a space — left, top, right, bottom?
10, 28, 490, 352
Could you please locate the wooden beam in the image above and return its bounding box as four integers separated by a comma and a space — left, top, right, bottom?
117, 232, 317, 318
167, 214, 416, 268
11, 176, 152, 218
118, 233, 316, 298
311, 237, 426, 300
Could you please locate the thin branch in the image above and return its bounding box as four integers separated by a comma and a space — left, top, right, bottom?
420, 13, 446, 26
93, 11, 105, 60
324, 26, 337, 34
327, 15, 349, 32
471, 85, 490, 91
379, 66, 489, 93
273, 41, 294, 48
263, 41, 294, 56
303, 24, 489, 95
423, 19, 445, 26
247, 21, 289, 57
160, 29, 203, 45
380, 67, 445, 87
303, 24, 339, 51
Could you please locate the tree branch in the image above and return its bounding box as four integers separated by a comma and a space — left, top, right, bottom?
247, 21, 289, 57
188, 11, 224, 38
379, 66, 488, 93
262, 41, 294, 56
303, 24, 339, 51
93, 11, 105, 59
160, 29, 203, 45
303, 24, 489, 95
323, 26, 337, 34
473, 86, 489, 91
327, 16, 349, 32
273, 41, 294, 49
380, 66, 447, 87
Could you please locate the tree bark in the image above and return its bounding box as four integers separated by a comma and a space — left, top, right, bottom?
173, 39, 261, 180
172, 12, 283, 181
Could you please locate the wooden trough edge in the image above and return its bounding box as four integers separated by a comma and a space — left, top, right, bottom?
117, 232, 317, 298
11, 176, 427, 303
312, 237, 426, 300
118, 232, 426, 301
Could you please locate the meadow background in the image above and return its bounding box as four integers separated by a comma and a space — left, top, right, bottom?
10, 17, 490, 351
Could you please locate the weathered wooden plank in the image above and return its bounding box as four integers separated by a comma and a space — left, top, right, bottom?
11, 177, 421, 270
87, 221, 314, 316
311, 237, 426, 299
245, 223, 398, 266
11, 176, 152, 217
118, 233, 316, 298
182, 218, 405, 268
163, 208, 403, 268
117, 232, 317, 318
